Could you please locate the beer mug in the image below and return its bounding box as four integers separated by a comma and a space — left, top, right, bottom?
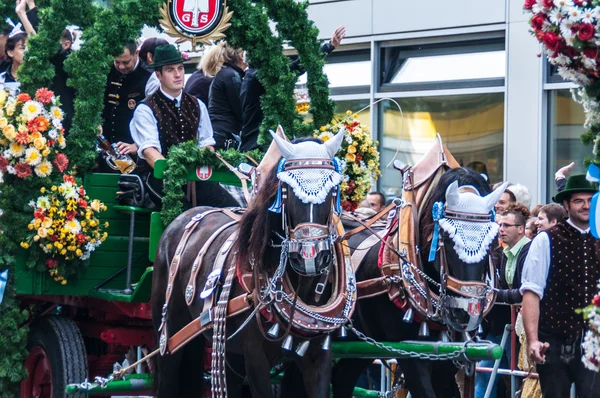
104, 144, 136, 174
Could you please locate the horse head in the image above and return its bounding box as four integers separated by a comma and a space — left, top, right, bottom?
269, 127, 345, 276
424, 168, 507, 332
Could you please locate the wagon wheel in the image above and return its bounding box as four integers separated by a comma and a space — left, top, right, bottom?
20, 316, 88, 398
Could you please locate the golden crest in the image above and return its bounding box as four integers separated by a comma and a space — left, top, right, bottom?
159, 0, 232, 48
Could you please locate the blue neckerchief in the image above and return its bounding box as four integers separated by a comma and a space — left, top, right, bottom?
428, 201, 444, 262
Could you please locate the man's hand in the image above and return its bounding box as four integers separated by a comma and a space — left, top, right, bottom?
115, 142, 137, 156
529, 340, 549, 364
330, 25, 346, 49
15, 0, 27, 15
555, 162, 575, 180
202, 145, 215, 152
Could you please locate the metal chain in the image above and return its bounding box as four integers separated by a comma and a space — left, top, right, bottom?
346, 322, 470, 362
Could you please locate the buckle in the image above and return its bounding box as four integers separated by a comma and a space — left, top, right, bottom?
200, 310, 213, 327
200, 269, 222, 299
315, 282, 326, 295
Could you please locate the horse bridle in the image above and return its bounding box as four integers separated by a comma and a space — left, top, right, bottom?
273, 158, 341, 276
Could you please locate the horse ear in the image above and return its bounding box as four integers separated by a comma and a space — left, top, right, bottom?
270, 129, 295, 160
445, 181, 460, 208
324, 127, 345, 159
485, 182, 509, 211
276, 125, 289, 142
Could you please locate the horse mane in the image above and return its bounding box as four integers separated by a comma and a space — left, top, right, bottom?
419, 167, 492, 261
236, 164, 280, 273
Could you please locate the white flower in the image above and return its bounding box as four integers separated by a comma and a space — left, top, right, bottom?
48, 129, 59, 140
580, 7, 597, 23
554, 0, 574, 11
52, 119, 62, 130
582, 55, 597, 69
36, 196, 51, 209
6, 165, 15, 175
532, 3, 544, 13
9, 142, 25, 157
63, 219, 81, 234
576, 71, 592, 84
555, 53, 572, 65
22, 101, 42, 121
28, 200, 35, 208
558, 65, 578, 81
550, 9, 565, 24
566, 6, 581, 22
24, 147, 42, 166
34, 160, 52, 178
344, 135, 352, 144
2, 150, 11, 160
50, 106, 63, 122
60, 181, 78, 200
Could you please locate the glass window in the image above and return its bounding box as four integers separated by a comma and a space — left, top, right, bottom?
296, 60, 372, 88
379, 93, 505, 198
547, 89, 593, 202
333, 99, 371, 126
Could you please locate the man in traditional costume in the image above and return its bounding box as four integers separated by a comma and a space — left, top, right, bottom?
130, 44, 237, 208
520, 174, 600, 398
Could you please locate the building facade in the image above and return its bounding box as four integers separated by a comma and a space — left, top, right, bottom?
304, 0, 589, 204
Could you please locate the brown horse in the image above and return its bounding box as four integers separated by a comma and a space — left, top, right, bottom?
151, 130, 354, 397
284, 165, 507, 398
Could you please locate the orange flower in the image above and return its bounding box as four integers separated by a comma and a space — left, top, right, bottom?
16, 93, 31, 103
35, 88, 54, 104
28, 117, 50, 133
15, 131, 30, 145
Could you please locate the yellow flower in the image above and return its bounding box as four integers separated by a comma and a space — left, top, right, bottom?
28, 224, 34, 230
42, 218, 53, 228
104, 222, 109, 228
20, 242, 29, 249
0, 118, 7, 129
345, 153, 356, 162
46, 244, 53, 250
353, 114, 358, 119
33, 137, 46, 151
33, 235, 40, 242
90, 200, 101, 212
352, 141, 358, 147
319, 126, 327, 132
37, 228, 48, 238
48, 228, 54, 235
3, 125, 16, 141
60, 249, 67, 255
76, 249, 83, 257
40, 187, 46, 193
347, 145, 357, 154
42, 148, 50, 157
51, 185, 57, 192
346, 110, 352, 115
61, 280, 67, 285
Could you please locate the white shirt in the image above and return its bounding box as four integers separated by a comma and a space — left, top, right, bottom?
145, 72, 160, 97
130, 87, 215, 160
519, 219, 590, 299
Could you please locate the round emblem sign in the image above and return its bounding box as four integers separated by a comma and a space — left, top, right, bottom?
169, 0, 224, 36
196, 165, 213, 181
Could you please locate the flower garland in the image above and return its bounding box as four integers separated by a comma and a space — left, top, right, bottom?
20, 175, 108, 282
0, 88, 68, 181
161, 141, 264, 225
314, 111, 380, 212
579, 285, 600, 371
525, 0, 600, 165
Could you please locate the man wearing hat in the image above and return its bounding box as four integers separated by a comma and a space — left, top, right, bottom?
520, 174, 600, 397
130, 44, 237, 208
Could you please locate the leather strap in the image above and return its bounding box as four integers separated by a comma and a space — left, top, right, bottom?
167, 294, 253, 354
340, 202, 396, 240
215, 152, 252, 204
159, 209, 222, 355
356, 276, 389, 299
185, 221, 238, 306
349, 229, 387, 274
200, 231, 239, 317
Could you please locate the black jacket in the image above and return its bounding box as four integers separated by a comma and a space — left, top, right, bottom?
208, 63, 245, 135
51, 49, 75, 134
239, 41, 335, 151
485, 240, 531, 336
184, 69, 212, 107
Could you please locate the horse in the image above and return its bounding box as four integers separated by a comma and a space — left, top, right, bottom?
282, 165, 506, 398
151, 128, 356, 398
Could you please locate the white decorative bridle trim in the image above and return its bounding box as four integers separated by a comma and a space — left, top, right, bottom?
438, 218, 498, 264
277, 168, 343, 205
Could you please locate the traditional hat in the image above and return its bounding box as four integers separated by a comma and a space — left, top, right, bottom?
553, 174, 598, 203
149, 44, 184, 69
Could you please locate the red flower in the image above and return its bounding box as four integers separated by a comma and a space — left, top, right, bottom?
46, 259, 57, 268
542, 32, 562, 52
583, 47, 599, 59
342, 200, 357, 212
49, 234, 58, 242
15, 131, 30, 145
63, 174, 75, 183
574, 0, 585, 5
578, 23, 595, 42
35, 88, 54, 105
16, 93, 31, 103
593, 294, 600, 306
78, 199, 88, 209
28, 116, 50, 133
524, 0, 536, 9
76, 234, 86, 245
0, 157, 9, 171
53, 154, 69, 172
15, 162, 32, 178
562, 46, 579, 58
34, 210, 45, 219
66, 211, 77, 221
78, 187, 85, 196
531, 15, 545, 31
541, 0, 553, 7
355, 153, 363, 163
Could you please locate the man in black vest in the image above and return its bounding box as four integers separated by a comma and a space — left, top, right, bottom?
521, 174, 600, 398
130, 44, 237, 208
101, 41, 151, 171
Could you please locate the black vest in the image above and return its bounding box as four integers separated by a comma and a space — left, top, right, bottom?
539, 221, 600, 338
142, 90, 200, 156
101, 63, 151, 144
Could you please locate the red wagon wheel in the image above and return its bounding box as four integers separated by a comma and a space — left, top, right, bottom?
20, 316, 88, 398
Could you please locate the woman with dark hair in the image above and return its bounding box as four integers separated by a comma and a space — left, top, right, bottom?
1, 32, 27, 84
139, 37, 169, 96
208, 43, 246, 149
